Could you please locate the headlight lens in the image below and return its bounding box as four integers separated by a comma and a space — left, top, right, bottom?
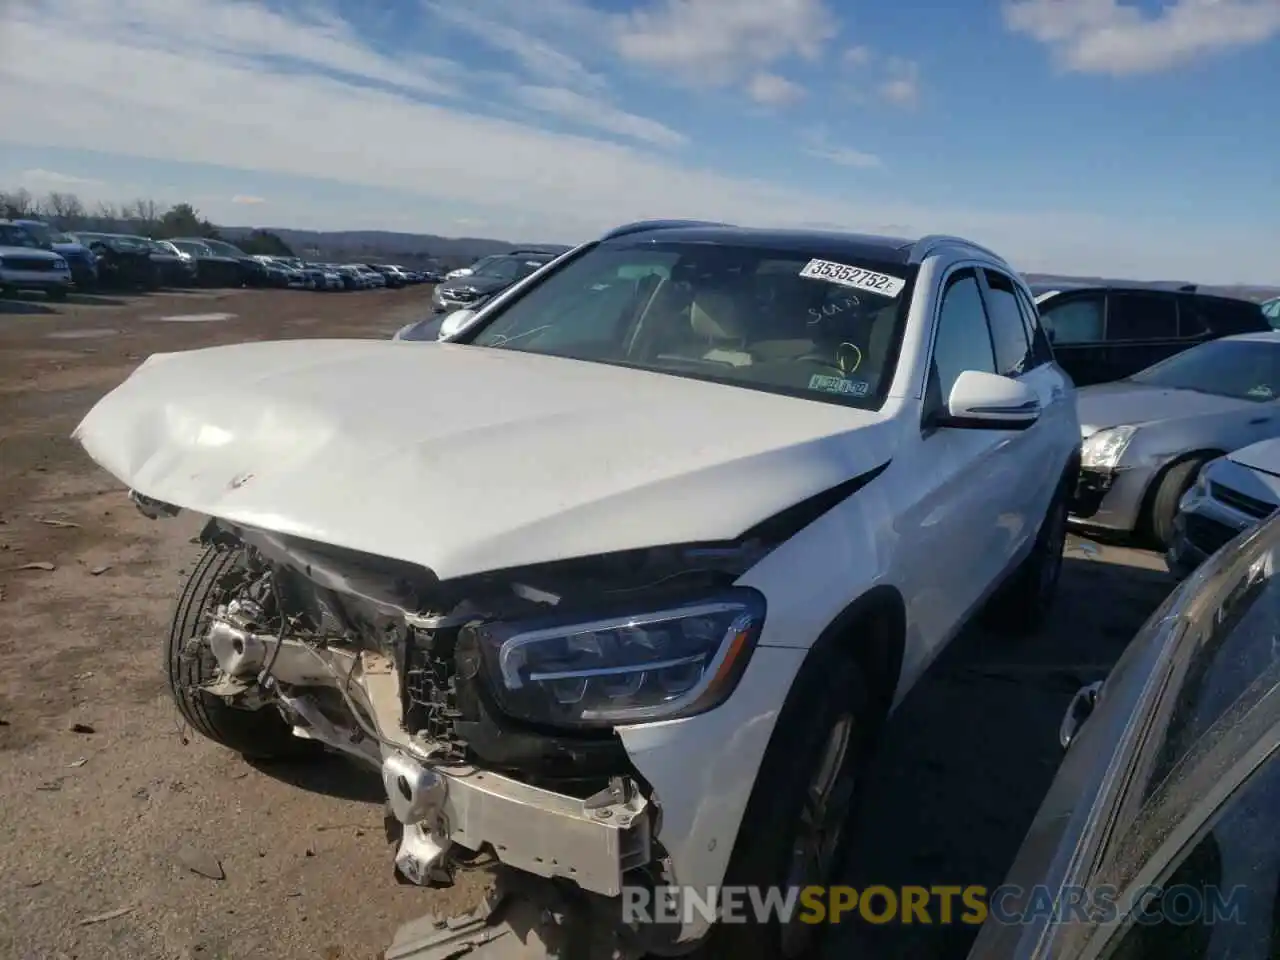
53, 257, 68, 269
1081, 425, 1137, 469
471, 588, 766, 728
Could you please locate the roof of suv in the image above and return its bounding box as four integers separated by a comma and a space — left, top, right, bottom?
596, 220, 1007, 268
1030, 279, 1255, 305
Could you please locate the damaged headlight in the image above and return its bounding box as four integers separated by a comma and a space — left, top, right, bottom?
471, 588, 766, 728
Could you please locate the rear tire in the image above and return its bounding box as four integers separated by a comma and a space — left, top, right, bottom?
166, 543, 318, 760
984, 477, 1069, 636
1146, 457, 1208, 550
47, 288, 68, 302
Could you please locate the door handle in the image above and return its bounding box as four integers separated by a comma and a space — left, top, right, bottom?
1060, 681, 1103, 750
1248, 416, 1272, 425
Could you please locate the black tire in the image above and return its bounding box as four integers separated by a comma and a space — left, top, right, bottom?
1146, 457, 1208, 550
699, 644, 875, 960
984, 476, 1070, 636
167, 543, 318, 760
47, 288, 68, 302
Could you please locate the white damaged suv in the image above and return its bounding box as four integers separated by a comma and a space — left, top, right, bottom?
74, 221, 1079, 959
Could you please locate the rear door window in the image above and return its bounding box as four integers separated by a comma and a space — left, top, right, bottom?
1013, 285, 1056, 366
1178, 296, 1210, 338
1106, 292, 1179, 341
1041, 294, 1105, 344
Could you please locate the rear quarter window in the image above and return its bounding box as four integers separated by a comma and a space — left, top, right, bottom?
1194, 297, 1269, 334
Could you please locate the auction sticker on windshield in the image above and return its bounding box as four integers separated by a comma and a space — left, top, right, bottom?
800, 259, 905, 298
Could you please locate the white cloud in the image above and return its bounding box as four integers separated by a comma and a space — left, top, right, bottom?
0, 0, 1273, 281
510, 85, 688, 146
746, 72, 806, 106
423, 2, 607, 90
803, 144, 881, 169
801, 129, 881, 168
232, 194, 266, 204
615, 0, 839, 85
877, 57, 920, 106
17, 168, 104, 187
1004, 0, 1280, 74
843, 44, 872, 67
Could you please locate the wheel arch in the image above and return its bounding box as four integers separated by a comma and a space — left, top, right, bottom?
809, 583, 907, 723
1139, 447, 1225, 518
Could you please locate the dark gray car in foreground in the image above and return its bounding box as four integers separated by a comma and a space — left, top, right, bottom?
968, 513, 1279, 960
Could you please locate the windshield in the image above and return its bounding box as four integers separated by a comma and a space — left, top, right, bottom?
0, 224, 42, 248
1128, 338, 1280, 401
172, 240, 209, 256
202, 238, 246, 257
473, 255, 550, 282
16, 222, 57, 245
466, 241, 913, 409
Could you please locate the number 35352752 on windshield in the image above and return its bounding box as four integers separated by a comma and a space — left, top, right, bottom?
800, 259, 906, 298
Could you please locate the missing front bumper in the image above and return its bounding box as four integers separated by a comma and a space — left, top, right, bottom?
382, 749, 651, 898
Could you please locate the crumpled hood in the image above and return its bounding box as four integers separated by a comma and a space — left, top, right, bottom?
1076, 381, 1254, 436
73, 339, 896, 580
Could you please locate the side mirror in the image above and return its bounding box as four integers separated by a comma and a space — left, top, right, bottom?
1059, 680, 1103, 750
937, 370, 1041, 431
438, 309, 477, 340
1045, 327, 1056, 344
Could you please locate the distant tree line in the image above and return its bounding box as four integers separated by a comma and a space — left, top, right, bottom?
0, 187, 295, 257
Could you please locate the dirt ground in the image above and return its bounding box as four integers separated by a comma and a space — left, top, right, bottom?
0, 287, 1174, 960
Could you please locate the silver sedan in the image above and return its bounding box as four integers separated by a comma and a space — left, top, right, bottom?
1071, 331, 1280, 546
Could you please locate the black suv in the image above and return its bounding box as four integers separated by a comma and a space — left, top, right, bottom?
1031, 281, 1269, 386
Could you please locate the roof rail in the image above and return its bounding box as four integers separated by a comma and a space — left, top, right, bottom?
601, 219, 732, 240
909, 234, 1008, 266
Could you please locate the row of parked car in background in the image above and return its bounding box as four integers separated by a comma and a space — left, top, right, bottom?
0, 216, 446, 298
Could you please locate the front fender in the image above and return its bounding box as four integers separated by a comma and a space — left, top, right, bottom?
617, 645, 806, 944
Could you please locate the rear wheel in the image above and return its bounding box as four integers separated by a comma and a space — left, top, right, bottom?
984, 477, 1069, 636
47, 287, 68, 302
166, 543, 318, 760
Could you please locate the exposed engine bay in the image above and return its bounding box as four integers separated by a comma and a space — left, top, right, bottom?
174, 503, 779, 956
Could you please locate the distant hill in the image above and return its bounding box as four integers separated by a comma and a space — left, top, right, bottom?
217, 226, 570, 271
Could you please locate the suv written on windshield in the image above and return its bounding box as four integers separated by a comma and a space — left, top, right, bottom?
73, 221, 1080, 959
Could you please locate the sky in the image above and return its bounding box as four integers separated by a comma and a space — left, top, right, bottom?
1, 0, 1278, 284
